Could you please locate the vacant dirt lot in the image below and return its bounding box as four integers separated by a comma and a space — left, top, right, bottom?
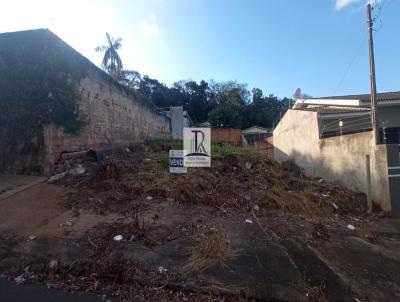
1, 140, 400, 302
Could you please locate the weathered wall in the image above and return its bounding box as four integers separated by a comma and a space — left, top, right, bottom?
273, 109, 391, 211
170, 106, 184, 139
318, 132, 390, 210
0, 29, 172, 175
0, 29, 88, 174
44, 74, 171, 174
274, 110, 321, 173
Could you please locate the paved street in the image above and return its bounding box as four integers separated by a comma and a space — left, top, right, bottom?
0, 279, 119, 302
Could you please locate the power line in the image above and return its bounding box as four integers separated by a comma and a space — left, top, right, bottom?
373, 0, 394, 25
332, 34, 368, 95
331, 0, 394, 95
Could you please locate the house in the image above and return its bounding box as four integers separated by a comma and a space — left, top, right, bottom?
273, 91, 400, 216
242, 126, 272, 145
242, 126, 272, 135
242, 126, 273, 158
293, 91, 400, 142
0, 29, 184, 175
195, 121, 211, 128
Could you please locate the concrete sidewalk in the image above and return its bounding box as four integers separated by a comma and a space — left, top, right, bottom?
0, 278, 119, 302
0, 174, 46, 201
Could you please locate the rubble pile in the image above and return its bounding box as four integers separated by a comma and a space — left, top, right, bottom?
55, 143, 368, 221
23, 141, 377, 301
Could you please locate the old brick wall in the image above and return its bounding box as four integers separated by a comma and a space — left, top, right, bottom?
211, 128, 242, 145
0, 29, 172, 175
44, 74, 171, 174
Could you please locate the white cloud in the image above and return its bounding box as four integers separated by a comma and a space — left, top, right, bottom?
335, 0, 381, 10
140, 13, 159, 38
335, 0, 361, 10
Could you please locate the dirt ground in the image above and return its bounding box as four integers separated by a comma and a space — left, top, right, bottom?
1, 140, 400, 302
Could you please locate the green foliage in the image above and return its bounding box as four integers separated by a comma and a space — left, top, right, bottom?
121, 69, 291, 129
144, 170, 157, 180
157, 154, 170, 170
95, 33, 123, 81
145, 139, 183, 151
211, 141, 266, 161
208, 87, 246, 128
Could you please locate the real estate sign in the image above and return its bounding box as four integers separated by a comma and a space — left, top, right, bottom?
169, 150, 187, 173
183, 128, 211, 167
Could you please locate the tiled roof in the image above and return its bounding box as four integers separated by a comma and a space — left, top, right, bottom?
311, 91, 400, 103
298, 106, 370, 115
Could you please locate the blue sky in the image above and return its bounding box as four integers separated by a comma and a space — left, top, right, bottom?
1, 0, 399, 98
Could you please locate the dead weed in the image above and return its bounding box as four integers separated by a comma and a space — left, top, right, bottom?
182, 231, 237, 273
266, 186, 329, 220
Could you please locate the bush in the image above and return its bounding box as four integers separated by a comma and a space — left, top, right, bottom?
157, 154, 169, 170
144, 139, 182, 151
144, 171, 157, 180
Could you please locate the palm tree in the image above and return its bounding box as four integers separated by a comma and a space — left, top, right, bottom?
95, 33, 123, 81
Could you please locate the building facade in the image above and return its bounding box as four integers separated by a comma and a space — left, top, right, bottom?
274, 92, 400, 216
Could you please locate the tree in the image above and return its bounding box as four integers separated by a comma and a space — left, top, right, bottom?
208, 87, 247, 128
173, 80, 210, 123
120, 70, 142, 90
95, 33, 123, 81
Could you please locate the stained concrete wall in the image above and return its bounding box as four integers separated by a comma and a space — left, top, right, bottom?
0, 29, 172, 175
44, 74, 171, 174
170, 106, 184, 139
274, 109, 391, 211
274, 110, 321, 174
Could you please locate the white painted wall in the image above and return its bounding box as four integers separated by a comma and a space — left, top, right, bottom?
273, 109, 391, 211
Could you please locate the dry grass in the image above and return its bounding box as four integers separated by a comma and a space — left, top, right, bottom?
182, 232, 237, 273
267, 185, 329, 220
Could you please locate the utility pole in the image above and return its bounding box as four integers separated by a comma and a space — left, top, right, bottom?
367, 3, 379, 145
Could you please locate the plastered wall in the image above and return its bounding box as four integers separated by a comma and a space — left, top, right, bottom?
274, 109, 391, 211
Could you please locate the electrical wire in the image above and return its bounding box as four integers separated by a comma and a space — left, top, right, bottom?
373, 0, 394, 27
332, 34, 368, 96
331, 0, 394, 95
